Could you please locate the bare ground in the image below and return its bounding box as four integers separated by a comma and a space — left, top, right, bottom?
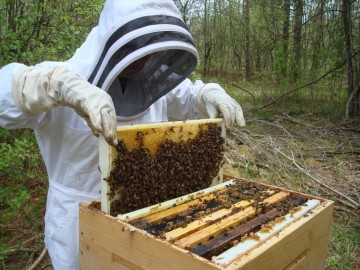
224, 114, 359, 216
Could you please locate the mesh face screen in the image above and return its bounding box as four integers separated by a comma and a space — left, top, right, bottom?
108, 49, 197, 117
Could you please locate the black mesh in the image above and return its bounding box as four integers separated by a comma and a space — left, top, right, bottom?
108, 49, 197, 117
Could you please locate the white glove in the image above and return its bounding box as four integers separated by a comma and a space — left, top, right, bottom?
197, 83, 245, 130
12, 66, 118, 146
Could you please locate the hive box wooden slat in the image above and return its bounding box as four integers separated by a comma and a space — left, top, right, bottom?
79, 177, 334, 270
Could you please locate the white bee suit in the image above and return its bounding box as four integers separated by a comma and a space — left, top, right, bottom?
0, 0, 244, 268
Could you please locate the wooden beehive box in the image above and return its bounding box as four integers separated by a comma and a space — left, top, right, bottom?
79, 176, 334, 270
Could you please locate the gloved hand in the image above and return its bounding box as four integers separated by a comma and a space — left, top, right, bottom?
197, 83, 245, 130
12, 66, 118, 146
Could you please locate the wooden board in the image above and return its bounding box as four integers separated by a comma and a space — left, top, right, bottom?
163, 188, 277, 240
99, 119, 225, 215
164, 199, 254, 241
79, 201, 220, 270
133, 193, 218, 227
174, 192, 290, 249
224, 200, 334, 270
191, 208, 282, 258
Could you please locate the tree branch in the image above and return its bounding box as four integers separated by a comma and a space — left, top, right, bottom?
230, 83, 256, 110
275, 148, 359, 209
27, 246, 47, 270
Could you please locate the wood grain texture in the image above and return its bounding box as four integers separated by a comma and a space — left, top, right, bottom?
164, 199, 254, 241
175, 192, 290, 249
79, 202, 220, 270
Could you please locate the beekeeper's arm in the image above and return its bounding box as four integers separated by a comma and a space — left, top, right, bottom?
166, 79, 245, 130
2, 64, 117, 146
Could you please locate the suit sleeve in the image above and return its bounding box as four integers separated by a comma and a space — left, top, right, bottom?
0, 63, 45, 129
165, 78, 210, 120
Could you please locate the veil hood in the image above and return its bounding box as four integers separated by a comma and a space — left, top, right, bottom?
67, 0, 198, 118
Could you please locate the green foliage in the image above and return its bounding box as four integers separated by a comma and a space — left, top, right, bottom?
178, 0, 359, 116
0, 128, 47, 267
0, 243, 10, 262
0, 1, 103, 66
0, 128, 12, 143
0, 186, 30, 222
350, 139, 360, 148
0, 129, 45, 222
327, 222, 360, 270
0, 131, 38, 179
189, 65, 202, 81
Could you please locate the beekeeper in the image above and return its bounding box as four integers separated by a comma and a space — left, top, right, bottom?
0, 0, 245, 269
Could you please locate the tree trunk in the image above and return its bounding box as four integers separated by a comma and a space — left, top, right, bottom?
244, 0, 251, 81
292, 0, 303, 82
343, 0, 358, 117
202, 0, 211, 77
311, 0, 325, 74
281, 0, 291, 78
229, 0, 242, 77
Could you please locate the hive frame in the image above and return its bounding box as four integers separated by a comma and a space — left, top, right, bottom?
99, 118, 225, 215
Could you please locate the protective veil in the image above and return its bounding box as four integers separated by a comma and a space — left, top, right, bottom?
0, 1, 205, 269
67, 0, 198, 119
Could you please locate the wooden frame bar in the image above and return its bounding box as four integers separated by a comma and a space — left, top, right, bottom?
174, 191, 290, 249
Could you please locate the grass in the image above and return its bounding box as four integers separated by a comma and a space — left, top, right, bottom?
327, 222, 360, 270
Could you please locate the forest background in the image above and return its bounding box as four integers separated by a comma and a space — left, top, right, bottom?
0, 0, 359, 269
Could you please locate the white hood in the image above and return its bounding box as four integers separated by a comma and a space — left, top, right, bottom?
67, 0, 198, 118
